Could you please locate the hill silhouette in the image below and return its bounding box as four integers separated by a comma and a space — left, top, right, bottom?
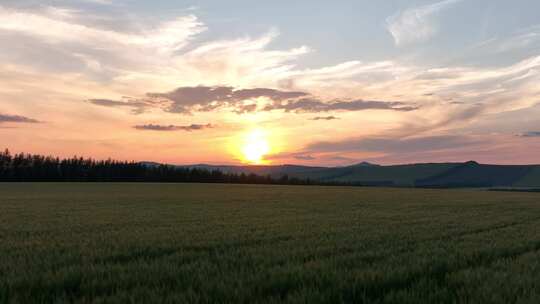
2, 149, 539, 188
182, 161, 540, 188
415, 161, 536, 188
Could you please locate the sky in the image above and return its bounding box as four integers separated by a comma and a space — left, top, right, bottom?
1, 0, 540, 166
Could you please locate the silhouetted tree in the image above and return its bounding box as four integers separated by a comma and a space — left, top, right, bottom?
0, 149, 335, 186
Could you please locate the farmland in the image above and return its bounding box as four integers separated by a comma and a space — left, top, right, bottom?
1, 183, 540, 303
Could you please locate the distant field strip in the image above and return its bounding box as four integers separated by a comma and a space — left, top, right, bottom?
1, 183, 539, 303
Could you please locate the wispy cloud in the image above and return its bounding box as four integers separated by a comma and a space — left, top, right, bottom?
0, 6, 204, 53
87, 98, 151, 114
177, 29, 310, 85
470, 25, 540, 54
386, 0, 463, 46
0, 5, 207, 83
134, 123, 213, 131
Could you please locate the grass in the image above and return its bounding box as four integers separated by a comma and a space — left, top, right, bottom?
1, 183, 539, 303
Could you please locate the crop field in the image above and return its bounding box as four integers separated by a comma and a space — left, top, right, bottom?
1, 183, 540, 303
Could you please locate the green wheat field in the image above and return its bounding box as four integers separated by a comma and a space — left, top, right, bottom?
1, 183, 539, 303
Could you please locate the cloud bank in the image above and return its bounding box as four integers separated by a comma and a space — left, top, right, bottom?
146, 86, 309, 114
91, 86, 419, 114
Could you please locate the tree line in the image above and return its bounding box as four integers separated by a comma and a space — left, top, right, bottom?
0, 149, 319, 185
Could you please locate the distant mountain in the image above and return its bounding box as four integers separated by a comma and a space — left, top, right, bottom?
141, 161, 540, 188
350, 161, 380, 167
295, 163, 461, 186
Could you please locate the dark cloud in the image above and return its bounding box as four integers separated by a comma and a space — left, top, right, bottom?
146, 86, 233, 113
306, 135, 484, 154
134, 123, 213, 131
310, 116, 340, 121
232, 88, 307, 101
0, 114, 40, 124
90, 85, 418, 115
518, 131, 540, 137
87, 98, 150, 114
146, 86, 309, 114
294, 154, 316, 160
263, 98, 418, 113
233, 104, 258, 114
88, 99, 134, 107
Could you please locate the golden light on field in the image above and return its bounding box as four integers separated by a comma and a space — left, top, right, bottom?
241, 129, 270, 164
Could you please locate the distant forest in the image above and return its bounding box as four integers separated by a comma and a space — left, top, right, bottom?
0, 149, 316, 185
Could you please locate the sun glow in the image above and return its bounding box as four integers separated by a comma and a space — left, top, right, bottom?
241, 129, 270, 164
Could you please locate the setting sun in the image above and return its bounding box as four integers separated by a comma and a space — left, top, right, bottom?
241, 129, 270, 164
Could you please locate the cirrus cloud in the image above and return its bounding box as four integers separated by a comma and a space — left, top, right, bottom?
386, 0, 463, 46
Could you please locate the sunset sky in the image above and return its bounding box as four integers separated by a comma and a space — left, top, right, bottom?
1, 0, 540, 166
